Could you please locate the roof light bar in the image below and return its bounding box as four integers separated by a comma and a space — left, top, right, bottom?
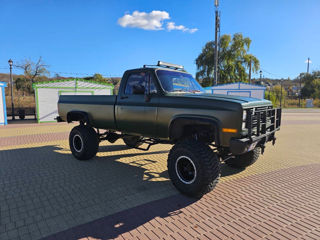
157, 61, 184, 70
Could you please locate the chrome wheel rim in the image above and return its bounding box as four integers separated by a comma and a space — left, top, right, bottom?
73, 134, 83, 153
175, 156, 197, 184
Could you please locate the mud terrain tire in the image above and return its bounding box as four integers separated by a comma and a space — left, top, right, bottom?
168, 139, 220, 198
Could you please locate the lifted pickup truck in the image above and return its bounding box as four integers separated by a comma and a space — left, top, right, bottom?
57, 61, 281, 197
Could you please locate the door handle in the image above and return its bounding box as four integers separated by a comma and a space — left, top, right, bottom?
120, 96, 128, 99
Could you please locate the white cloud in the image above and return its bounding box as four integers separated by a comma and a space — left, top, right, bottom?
167, 22, 198, 33
118, 10, 198, 34
118, 10, 170, 30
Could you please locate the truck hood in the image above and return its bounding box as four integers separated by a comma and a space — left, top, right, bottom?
166, 92, 272, 108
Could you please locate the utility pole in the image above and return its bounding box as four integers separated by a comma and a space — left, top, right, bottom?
213, 0, 220, 86
248, 58, 252, 84
306, 57, 310, 74
8, 59, 15, 120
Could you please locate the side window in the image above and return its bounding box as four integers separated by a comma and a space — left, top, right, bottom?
124, 73, 147, 95
124, 72, 158, 95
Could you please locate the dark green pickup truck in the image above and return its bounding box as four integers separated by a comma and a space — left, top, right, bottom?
57, 61, 281, 197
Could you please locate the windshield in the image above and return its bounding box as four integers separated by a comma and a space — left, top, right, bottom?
156, 70, 204, 93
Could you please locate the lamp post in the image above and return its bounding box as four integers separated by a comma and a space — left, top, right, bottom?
8, 59, 15, 120
259, 70, 262, 82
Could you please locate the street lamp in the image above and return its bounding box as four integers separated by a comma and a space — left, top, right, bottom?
8, 59, 15, 120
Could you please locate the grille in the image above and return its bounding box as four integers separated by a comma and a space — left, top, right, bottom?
244, 106, 281, 138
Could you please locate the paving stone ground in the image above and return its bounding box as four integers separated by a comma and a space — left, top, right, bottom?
0, 109, 320, 240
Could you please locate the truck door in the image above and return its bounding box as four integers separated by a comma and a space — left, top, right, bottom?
116, 71, 159, 137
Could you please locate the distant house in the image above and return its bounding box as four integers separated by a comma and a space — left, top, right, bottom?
0, 81, 8, 125
204, 82, 266, 99
33, 79, 114, 123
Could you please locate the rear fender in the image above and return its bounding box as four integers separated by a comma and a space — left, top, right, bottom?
67, 111, 90, 125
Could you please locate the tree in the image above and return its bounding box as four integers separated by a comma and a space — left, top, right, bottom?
15, 77, 32, 95
300, 71, 320, 98
16, 57, 49, 84
92, 73, 104, 82
196, 33, 260, 86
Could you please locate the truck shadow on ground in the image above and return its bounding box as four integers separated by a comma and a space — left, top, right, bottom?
220, 162, 246, 177
98, 144, 131, 152
44, 193, 197, 240
0, 144, 245, 239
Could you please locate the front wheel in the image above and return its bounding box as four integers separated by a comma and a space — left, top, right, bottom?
168, 139, 220, 198
69, 125, 99, 160
225, 147, 261, 168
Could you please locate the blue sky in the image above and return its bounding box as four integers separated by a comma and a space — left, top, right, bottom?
0, 0, 319, 79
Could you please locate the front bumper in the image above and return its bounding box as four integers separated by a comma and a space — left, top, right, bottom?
229, 129, 277, 155
230, 107, 281, 155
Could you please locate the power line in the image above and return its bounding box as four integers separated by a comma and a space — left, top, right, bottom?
0, 67, 115, 77
50, 71, 114, 78
260, 68, 282, 78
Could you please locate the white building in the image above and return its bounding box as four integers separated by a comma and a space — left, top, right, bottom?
0, 81, 8, 126
204, 82, 266, 99
33, 79, 114, 123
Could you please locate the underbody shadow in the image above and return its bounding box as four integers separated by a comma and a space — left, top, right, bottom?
220, 162, 246, 177
98, 144, 130, 152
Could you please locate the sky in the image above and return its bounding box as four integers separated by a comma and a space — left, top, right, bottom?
0, 0, 319, 79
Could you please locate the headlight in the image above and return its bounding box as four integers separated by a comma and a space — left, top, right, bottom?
242, 110, 247, 121
242, 110, 247, 129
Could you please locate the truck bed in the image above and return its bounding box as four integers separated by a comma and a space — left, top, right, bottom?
58, 95, 117, 130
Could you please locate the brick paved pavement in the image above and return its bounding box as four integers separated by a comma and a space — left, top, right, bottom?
0, 109, 319, 240
44, 164, 320, 240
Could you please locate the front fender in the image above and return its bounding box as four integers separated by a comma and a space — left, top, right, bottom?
168, 115, 221, 145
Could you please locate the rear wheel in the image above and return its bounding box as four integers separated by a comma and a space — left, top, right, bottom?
168, 139, 220, 198
69, 125, 99, 160
123, 135, 143, 148
226, 147, 261, 168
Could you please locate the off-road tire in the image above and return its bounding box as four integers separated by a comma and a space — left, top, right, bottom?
226, 147, 261, 168
168, 139, 220, 198
123, 136, 143, 148
69, 125, 99, 160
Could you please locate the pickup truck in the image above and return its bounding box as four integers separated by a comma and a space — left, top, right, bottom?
57, 61, 281, 198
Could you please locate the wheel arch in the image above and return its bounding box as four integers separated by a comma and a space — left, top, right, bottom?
168, 115, 221, 145
67, 111, 90, 125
